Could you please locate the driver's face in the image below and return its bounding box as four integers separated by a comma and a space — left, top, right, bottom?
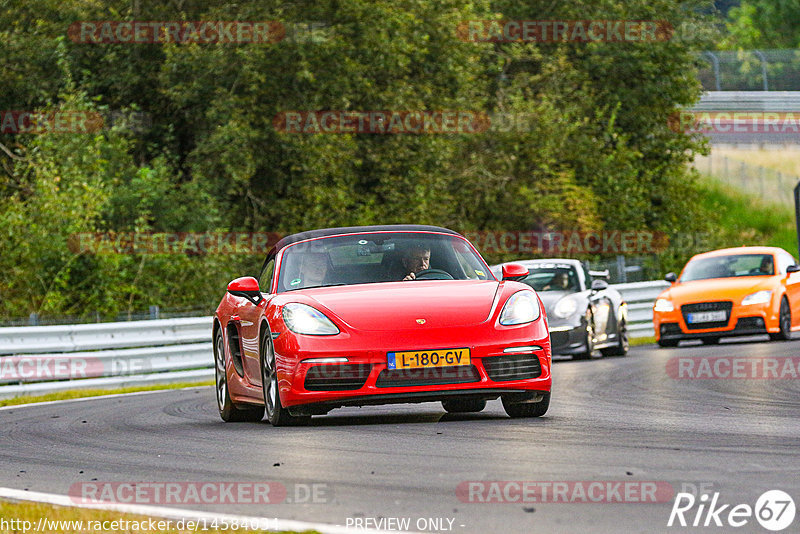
555, 273, 569, 287
403, 249, 430, 273
302, 256, 328, 283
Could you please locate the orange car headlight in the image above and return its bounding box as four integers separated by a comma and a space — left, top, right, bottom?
654, 298, 674, 313
741, 290, 772, 306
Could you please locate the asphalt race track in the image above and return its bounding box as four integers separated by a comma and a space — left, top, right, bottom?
2, 338, 799, 534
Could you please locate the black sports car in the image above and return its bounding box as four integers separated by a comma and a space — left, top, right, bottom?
491, 259, 628, 358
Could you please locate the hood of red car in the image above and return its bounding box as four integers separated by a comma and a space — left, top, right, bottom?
303, 280, 500, 331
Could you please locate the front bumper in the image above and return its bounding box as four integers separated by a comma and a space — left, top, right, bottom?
274, 322, 552, 410
654, 301, 775, 341
548, 325, 589, 355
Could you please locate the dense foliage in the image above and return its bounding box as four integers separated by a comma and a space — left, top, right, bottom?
1, 0, 724, 320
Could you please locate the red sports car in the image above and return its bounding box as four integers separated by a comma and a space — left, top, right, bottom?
213, 225, 551, 425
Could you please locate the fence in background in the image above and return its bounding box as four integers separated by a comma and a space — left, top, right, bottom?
693, 153, 797, 207
697, 50, 800, 92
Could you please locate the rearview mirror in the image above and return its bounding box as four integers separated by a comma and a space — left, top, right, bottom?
227, 276, 263, 305
590, 279, 609, 292
501, 263, 529, 281
665, 272, 677, 283
787, 265, 800, 274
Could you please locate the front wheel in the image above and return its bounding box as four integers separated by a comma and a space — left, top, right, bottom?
261, 332, 310, 426
573, 316, 595, 360
601, 319, 629, 357
769, 298, 792, 341
442, 398, 486, 413
502, 393, 550, 418
214, 330, 263, 422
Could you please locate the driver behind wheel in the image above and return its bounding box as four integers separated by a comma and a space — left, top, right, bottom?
401, 244, 431, 281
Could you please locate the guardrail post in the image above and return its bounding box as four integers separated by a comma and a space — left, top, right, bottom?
28, 313, 39, 326
703, 51, 721, 91
149, 305, 160, 320
753, 50, 769, 91
616, 255, 627, 283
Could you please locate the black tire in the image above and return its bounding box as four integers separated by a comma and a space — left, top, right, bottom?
657, 338, 679, 348
214, 330, 263, 422
769, 298, 792, 341
261, 332, 310, 426
441, 398, 487, 413
701, 336, 720, 345
601, 319, 629, 357
502, 392, 550, 418
573, 315, 595, 360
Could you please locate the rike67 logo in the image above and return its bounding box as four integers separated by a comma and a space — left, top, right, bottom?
668, 490, 796, 531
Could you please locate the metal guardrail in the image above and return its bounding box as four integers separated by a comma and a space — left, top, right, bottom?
0, 317, 213, 399
611, 280, 669, 338
0, 282, 670, 398
693, 91, 800, 112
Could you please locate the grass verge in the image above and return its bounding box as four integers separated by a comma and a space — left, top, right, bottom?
695, 177, 797, 253
629, 336, 655, 347
0, 381, 213, 408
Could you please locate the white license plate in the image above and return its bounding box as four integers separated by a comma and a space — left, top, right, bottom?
687, 311, 727, 323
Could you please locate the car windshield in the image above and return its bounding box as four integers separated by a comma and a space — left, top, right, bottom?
681, 254, 775, 282
277, 232, 493, 292
519, 264, 579, 292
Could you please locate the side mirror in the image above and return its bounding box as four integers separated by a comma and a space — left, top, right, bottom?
227, 276, 263, 305
590, 279, 609, 292
665, 272, 677, 283
501, 263, 529, 281
787, 265, 800, 274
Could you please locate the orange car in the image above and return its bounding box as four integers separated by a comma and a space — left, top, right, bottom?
653, 246, 800, 346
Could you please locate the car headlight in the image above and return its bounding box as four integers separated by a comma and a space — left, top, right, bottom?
499, 291, 541, 325
654, 298, 674, 312
282, 303, 340, 335
553, 296, 579, 318
741, 290, 772, 306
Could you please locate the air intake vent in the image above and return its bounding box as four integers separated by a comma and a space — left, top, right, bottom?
304, 364, 371, 391
484, 354, 542, 381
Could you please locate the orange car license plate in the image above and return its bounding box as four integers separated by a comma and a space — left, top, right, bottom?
387, 348, 471, 370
